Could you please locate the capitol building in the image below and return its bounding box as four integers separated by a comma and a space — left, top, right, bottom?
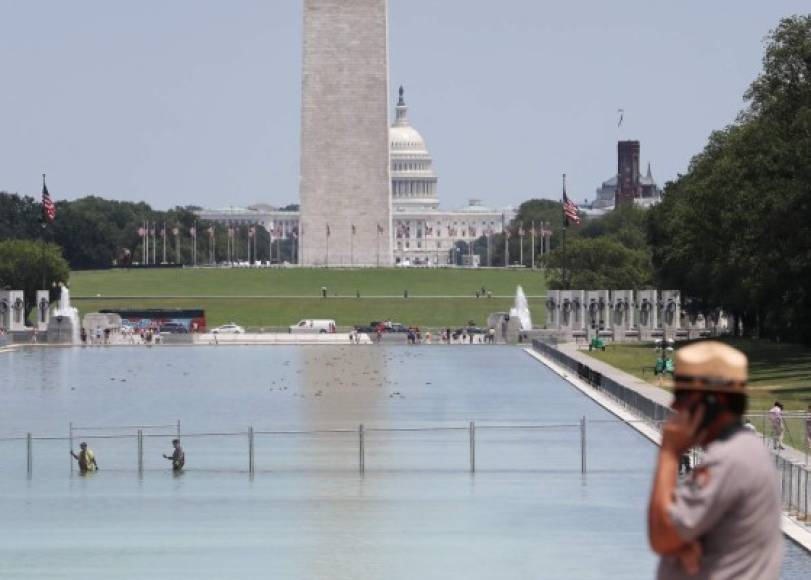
198, 87, 511, 266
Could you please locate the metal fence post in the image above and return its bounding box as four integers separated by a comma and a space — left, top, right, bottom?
26, 433, 32, 478
580, 416, 587, 474
248, 426, 255, 476
137, 429, 143, 474
469, 421, 476, 473
69, 422, 74, 473
177, 419, 181, 439
359, 424, 365, 474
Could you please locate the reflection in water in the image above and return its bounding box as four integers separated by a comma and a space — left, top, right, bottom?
0, 346, 808, 579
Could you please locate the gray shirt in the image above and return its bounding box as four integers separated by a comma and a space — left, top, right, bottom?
657, 428, 783, 580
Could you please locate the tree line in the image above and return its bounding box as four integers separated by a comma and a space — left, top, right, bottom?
648, 15, 811, 343
0, 194, 297, 270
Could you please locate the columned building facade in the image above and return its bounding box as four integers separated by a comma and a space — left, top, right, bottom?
197, 88, 511, 266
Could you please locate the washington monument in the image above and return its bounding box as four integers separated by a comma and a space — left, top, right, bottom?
298, 0, 393, 267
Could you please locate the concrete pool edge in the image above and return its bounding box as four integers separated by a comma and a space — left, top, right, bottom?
523, 347, 811, 553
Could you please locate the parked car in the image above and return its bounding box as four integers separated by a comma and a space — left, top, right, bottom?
158, 322, 189, 334
211, 323, 245, 334
289, 319, 336, 334
363, 321, 409, 333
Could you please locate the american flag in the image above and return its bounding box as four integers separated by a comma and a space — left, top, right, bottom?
138, 226, 145, 237
563, 190, 581, 226
41, 178, 56, 223
249, 226, 256, 238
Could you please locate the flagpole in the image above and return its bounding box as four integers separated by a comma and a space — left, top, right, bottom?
194, 220, 198, 267
562, 173, 568, 290
519, 228, 524, 267
40, 173, 47, 290
531, 220, 536, 270
162, 222, 166, 264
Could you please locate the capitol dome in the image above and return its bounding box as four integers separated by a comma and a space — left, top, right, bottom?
390, 86, 439, 211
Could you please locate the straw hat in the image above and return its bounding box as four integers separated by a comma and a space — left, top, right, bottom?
673, 341, 748, 392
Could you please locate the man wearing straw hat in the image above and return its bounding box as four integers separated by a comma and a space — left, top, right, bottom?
648, 341, 782, 579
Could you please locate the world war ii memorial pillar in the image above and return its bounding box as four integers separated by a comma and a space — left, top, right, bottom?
299, 0, 393, 267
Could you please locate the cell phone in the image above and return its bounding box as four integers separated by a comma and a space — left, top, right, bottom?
688, 393, 723, 431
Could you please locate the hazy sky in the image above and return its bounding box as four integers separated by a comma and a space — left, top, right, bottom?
1, 1, 807, 210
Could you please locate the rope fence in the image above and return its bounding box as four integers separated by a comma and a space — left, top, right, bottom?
3, 418, 594, 479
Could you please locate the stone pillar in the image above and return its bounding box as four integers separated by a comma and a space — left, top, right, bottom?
637, 289, 658, 341
661, 290, 681, 338
299, 0, 392, 267
585, 290, 610, 334
545, 290, 560, 329
6, 291, 26, 332
610, 290, 634, 340
36, 290, 51, 332
559, 290, 585, 336
0, 290, 9, 331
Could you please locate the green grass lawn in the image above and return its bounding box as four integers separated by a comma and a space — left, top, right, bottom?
586, 338, 811, 453
70, 267, 545, 297
68, 268, 547, 330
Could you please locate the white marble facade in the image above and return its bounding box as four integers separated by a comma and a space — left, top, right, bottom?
197, 88, 511, 266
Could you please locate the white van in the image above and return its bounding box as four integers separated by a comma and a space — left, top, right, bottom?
289, 319, 337, 334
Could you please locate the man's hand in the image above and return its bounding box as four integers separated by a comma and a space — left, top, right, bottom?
661, 406, 704, 456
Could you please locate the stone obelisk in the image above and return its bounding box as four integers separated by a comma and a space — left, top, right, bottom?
299, 0, 393, 267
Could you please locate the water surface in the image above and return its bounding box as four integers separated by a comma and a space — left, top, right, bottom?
1, 346, 808, 579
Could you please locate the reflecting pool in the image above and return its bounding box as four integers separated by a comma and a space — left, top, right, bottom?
0, 346, 808, 579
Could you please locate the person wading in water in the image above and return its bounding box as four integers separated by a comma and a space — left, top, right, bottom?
70, 442, 98, 474
163, 439, 185, 471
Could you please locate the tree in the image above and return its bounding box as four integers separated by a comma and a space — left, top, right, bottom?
0, 240, 70, 319
0, 193, 202, 269
542, 237, 653, 290
647, 15, 811, 342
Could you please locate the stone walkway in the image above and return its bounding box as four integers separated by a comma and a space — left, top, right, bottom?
558, 342, 810, 467
528, 342, 811, 551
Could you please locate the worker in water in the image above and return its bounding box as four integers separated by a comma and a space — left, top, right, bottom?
70, 442, 98, 473
648, 341, 782, 579
163, 439, 185, 471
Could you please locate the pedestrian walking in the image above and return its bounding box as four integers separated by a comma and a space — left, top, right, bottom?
70, 442, 98, 474
805, 403, 811, 451
648, 341, 782, 579
768, 401, 785, 450
163, 439, 185, 471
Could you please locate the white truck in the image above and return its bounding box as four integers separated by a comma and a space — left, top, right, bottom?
289, 319, 337, 334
